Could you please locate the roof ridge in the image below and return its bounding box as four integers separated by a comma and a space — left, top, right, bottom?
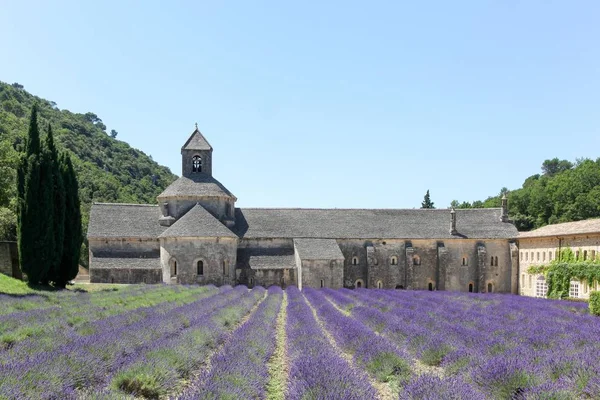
93, 202, 157, 207
236, 207, 501, 211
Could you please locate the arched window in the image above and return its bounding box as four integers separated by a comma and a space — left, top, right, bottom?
197, 260, 204, 276
468, 283, 473, 293
592, 250, 597, 260
352, 257, 359, 266
536, 252, 540, 261
490, 256, 494, 266
390, 256, 398, 265
413, 255, 421, 265
428, 282, 433, 291
487, 283, 493, 293
249, 277, 254, 286
192, 155, 202, 173
525, 252, 528, 261
377, 281, 383, 289
462, 257, 468, 266
494, 256, 498, 266
576, 251, 580, 260
548, 251, 552, 261
584, 250, 588, 261
542, 252, 546, 262
320, 279, 325, 288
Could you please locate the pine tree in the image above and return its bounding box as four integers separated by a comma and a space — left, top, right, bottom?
58, 153, 82, 287
17, 105, 55, 284
421, 189, 435, 209
45, 124, 65, 286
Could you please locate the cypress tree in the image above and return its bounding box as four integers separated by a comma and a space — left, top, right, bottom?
45, 124, 65, 286
17, 105, 55, 284
421, 190, 435, 209
58, 153, 82, 286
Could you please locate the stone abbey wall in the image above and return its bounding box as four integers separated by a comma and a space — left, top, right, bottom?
160, 237, 238, 285
0, 241, 20, 279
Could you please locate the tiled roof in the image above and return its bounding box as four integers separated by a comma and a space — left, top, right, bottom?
233, 208, 517, 239
518, 218, 600, 239
87, 203, 166, 239
248, 255, 296, 270
91, 257, 161, 269
294, 238, 344, 260
159, 204, 237, 238
158, 174, 236, 199
182, 128, 212, 151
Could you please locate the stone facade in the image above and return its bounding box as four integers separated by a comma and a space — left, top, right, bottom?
87, 127, 519, 291
0, 241, 20, 279
518, 223, 600, 299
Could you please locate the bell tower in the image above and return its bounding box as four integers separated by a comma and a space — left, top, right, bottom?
181, 124, 212, 177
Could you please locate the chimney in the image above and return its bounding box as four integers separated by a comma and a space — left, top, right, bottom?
501, 194, 508, 222
450, 208, 457, 235
161, 202, 169, 217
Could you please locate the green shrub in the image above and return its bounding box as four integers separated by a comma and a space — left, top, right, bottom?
589, 291, 600, 316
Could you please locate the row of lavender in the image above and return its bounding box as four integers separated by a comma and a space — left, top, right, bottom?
0, 285, 266, 399
2, 284, 599, 399
321, 288, 600, 399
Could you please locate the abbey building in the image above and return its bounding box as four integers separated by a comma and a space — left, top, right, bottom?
87, 128, 519, 292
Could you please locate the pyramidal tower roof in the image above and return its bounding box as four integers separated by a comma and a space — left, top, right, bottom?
182, 125, 212, 151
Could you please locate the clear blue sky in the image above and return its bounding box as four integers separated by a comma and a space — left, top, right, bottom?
1, 1, 599, 209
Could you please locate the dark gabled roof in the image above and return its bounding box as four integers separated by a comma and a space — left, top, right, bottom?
158, 174, 236, 199
233, 208, 518, 240
294, 238, 344, 260
87, 203, 166, 239
159, 204, 237, 238
519, 218, 600, 239
182, 128, 212, 151
91, 257, 161, 269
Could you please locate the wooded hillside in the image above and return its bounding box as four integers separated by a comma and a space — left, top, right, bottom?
0, 81, 177, 264
451, 158, 600, 231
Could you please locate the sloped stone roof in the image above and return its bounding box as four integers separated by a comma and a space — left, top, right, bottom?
233, 208, 517, 239
248, 255, 296, 270
158, 174, 236, 199
87, 203, 167, 239
159, 204, 237, 238
294, 238, 344, 260
519, 218, 600, 239
182, 128, 212, 151
90, 257, 161, 269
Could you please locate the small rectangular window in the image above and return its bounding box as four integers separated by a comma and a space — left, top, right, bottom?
570, 281, 579, 298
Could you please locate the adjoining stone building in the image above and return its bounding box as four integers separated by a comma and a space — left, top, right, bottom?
0, 241, 21, 279
87, 128, 519, 291
518, 219, 600, 299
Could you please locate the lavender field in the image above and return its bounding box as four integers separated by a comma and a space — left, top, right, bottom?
1, 284, 599, 399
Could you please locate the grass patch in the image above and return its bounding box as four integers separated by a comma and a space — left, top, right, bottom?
366, 352, 412, 384
0, 274, 35, 295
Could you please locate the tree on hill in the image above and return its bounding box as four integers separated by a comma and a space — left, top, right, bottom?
421, 190, 435, 209
542, 158, 573, 176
